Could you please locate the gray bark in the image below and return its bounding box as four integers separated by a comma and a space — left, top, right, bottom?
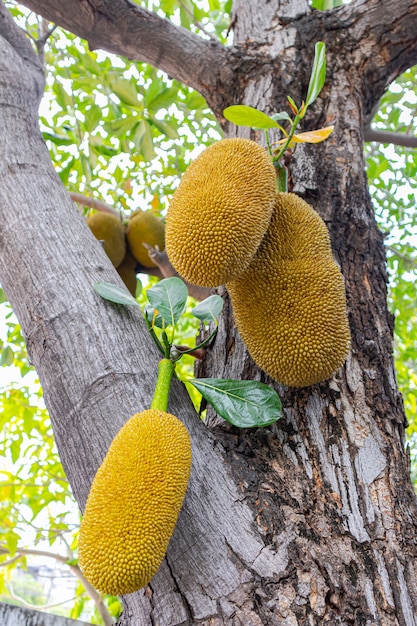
1, 1, 417, 625
0, 602, 92, 626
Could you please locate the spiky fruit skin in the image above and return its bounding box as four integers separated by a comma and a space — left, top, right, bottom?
165, 138, 276, 287
78, 410, 192, 595
227, 193, 350, 388
126, 212, 165, 268
86, 212, 126, 268
116, 248, 137, 296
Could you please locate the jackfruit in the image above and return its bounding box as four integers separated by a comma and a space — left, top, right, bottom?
86, 212, 126, 268
126, 211, 165, 268
227, 193, 350, 387
165, 138, 277, 287
116, 248, 138, 296
78, 409, 192, 595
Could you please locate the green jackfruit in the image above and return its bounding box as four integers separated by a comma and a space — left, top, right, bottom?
165, 138, 277, 287
78, 410, 192, 595
126, 211, 165, 268
227, 193, 350, 387
86, 212, 126, 268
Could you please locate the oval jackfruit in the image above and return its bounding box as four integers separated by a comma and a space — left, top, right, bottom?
86, 212, 126, 268
126, 211, 165, 268
165, 138, 276, 287
273, 192, 333, 260
78, 410, 192, 595
227, 193, 350, 387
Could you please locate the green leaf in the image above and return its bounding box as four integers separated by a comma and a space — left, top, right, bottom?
105, 116, 138, 135
312, 0, 343, 9
84, 104, 102, 132
287, 95, 299, 114
304, 42, 326, 111
110, 77, 140, 107
0, 346, 14, 367
150, 117, 179, 139
223, 105, 281, 129
94, 282, 140, 307
42, 131, 73, 146
188, 378, 282, 428
146, 87, 179, 112
141, 120, 156, 161
191, 295, 224, 323
271, 111, 292, 122
146, 277, 188, 326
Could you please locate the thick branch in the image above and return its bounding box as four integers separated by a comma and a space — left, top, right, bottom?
17, 0, 233, 99
320, 0, 417, 116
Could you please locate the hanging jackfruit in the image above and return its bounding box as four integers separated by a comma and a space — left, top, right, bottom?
78, 410, 192, 595
227, 193, 350, 387
86, 212, 126, 268
116, 248, 138, 296
165, 138, 277, 287
126, 211, 165, 268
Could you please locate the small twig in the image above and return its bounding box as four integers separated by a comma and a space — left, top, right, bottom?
386, 245, 417, 268
0, 555, 21, 567
0, 545, 115, 626
70, 191, 120, 216
177, 0, 219, 41
8, 583, 77, 611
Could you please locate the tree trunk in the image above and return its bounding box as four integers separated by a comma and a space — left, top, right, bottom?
2, 1, 417, 625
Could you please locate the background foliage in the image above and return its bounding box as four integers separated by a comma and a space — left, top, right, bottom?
0, 0, 416, 623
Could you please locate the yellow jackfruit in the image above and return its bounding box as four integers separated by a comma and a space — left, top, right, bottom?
272, 192, 333, 260
116, 248, 138, 296
165, 138, 277, 287
227, 193, 350, 387
86, 212, 126, 268
78, 410, 192, 595
126, 211, 165, 268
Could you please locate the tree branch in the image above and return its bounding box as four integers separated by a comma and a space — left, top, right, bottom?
69, 191, 119, 216
17, 0, 233, 100
364, 127, 417, 148
321, 0, 417, 117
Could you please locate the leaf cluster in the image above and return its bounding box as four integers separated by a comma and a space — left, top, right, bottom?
95, 279, 282, 429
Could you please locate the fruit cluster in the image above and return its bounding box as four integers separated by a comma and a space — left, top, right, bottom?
86, 209, 165, 296
166, 138, 350, 388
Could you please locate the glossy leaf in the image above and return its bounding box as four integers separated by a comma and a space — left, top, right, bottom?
94, 282, 140, 307
188, 378, 282, 428
146, 277, 188, 326
223, 105, 281, 129
304, 42, 326, 110
191, 295, 224, 323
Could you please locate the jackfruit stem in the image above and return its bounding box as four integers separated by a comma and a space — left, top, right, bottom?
151, 358, 176, 412
274, 163, 288, 193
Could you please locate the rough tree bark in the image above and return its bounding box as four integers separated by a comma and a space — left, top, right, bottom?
1, 0, 417, 624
